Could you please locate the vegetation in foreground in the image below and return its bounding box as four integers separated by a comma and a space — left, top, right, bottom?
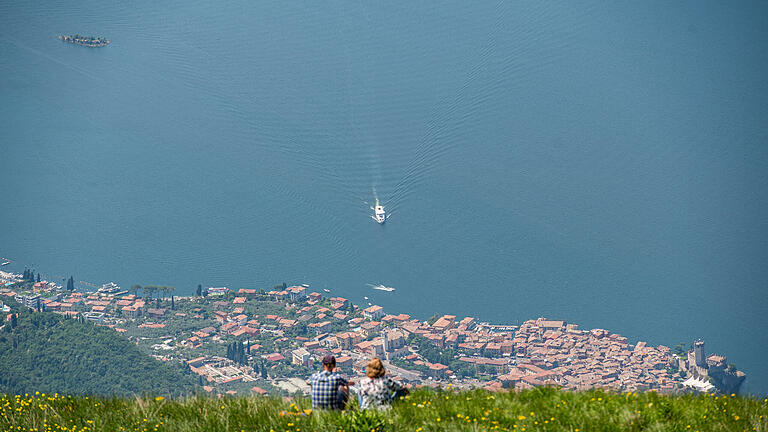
2, 387, 766, 432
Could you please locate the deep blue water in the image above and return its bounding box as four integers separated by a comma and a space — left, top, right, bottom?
1, 1, 767, 394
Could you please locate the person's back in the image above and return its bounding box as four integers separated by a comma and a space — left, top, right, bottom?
355, 357, 406, 410
307, 356, 350, 410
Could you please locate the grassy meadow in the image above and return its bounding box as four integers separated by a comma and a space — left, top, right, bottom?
1, 387, 766, 432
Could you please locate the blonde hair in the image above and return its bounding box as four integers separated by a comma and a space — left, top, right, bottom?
366, 357, 386, 379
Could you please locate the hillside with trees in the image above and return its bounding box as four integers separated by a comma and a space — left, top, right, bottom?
0, 305, 197, 396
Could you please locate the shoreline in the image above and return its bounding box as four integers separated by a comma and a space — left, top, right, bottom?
0, 268, 748, 396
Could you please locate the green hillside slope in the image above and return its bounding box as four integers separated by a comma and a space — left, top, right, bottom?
2, 388, 766, 432
0, 306, 196, 396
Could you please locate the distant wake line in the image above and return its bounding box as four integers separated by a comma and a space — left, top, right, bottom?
364, 0, 511, 215
1, 37, 103, 81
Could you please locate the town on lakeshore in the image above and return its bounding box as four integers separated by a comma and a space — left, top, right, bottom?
0, 269, 745, 397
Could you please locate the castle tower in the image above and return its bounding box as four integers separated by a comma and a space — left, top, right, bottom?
694, 339, 706, 368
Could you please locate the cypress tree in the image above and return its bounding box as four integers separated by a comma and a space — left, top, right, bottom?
36, 273, 41, 283
196, 284, 202, 297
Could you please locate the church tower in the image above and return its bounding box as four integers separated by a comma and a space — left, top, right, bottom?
382, 331, 389, 360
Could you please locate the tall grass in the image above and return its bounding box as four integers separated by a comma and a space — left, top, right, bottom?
2, 387, 766, 431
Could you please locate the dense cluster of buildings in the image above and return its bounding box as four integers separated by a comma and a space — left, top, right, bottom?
0, 269, 745, 395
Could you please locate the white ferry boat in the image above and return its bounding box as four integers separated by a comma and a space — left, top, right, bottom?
371, 198, 387, 224
98, 282, 121, 294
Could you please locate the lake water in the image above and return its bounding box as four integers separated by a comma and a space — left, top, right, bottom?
1, 0, 767, 394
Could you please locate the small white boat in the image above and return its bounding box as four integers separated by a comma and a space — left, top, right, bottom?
371, 198, 387, 224
0, 262, 9, 266
364, 296, 368, 300
371, 284, 395, 292
323, 289, 331, 293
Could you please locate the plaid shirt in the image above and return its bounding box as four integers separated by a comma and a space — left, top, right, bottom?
308, 370, 348, 409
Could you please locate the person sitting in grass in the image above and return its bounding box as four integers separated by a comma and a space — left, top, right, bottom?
354, 357, 408, 410
307, 355, 354, 410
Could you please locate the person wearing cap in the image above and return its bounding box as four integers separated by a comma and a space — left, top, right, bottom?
354, 357, 408, 410
307, 355, 354, 410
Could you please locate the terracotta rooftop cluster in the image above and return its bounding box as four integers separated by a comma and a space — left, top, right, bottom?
2, 272, 687, 394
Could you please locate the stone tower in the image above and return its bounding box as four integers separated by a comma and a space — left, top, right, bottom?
694, 339, 706, 368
